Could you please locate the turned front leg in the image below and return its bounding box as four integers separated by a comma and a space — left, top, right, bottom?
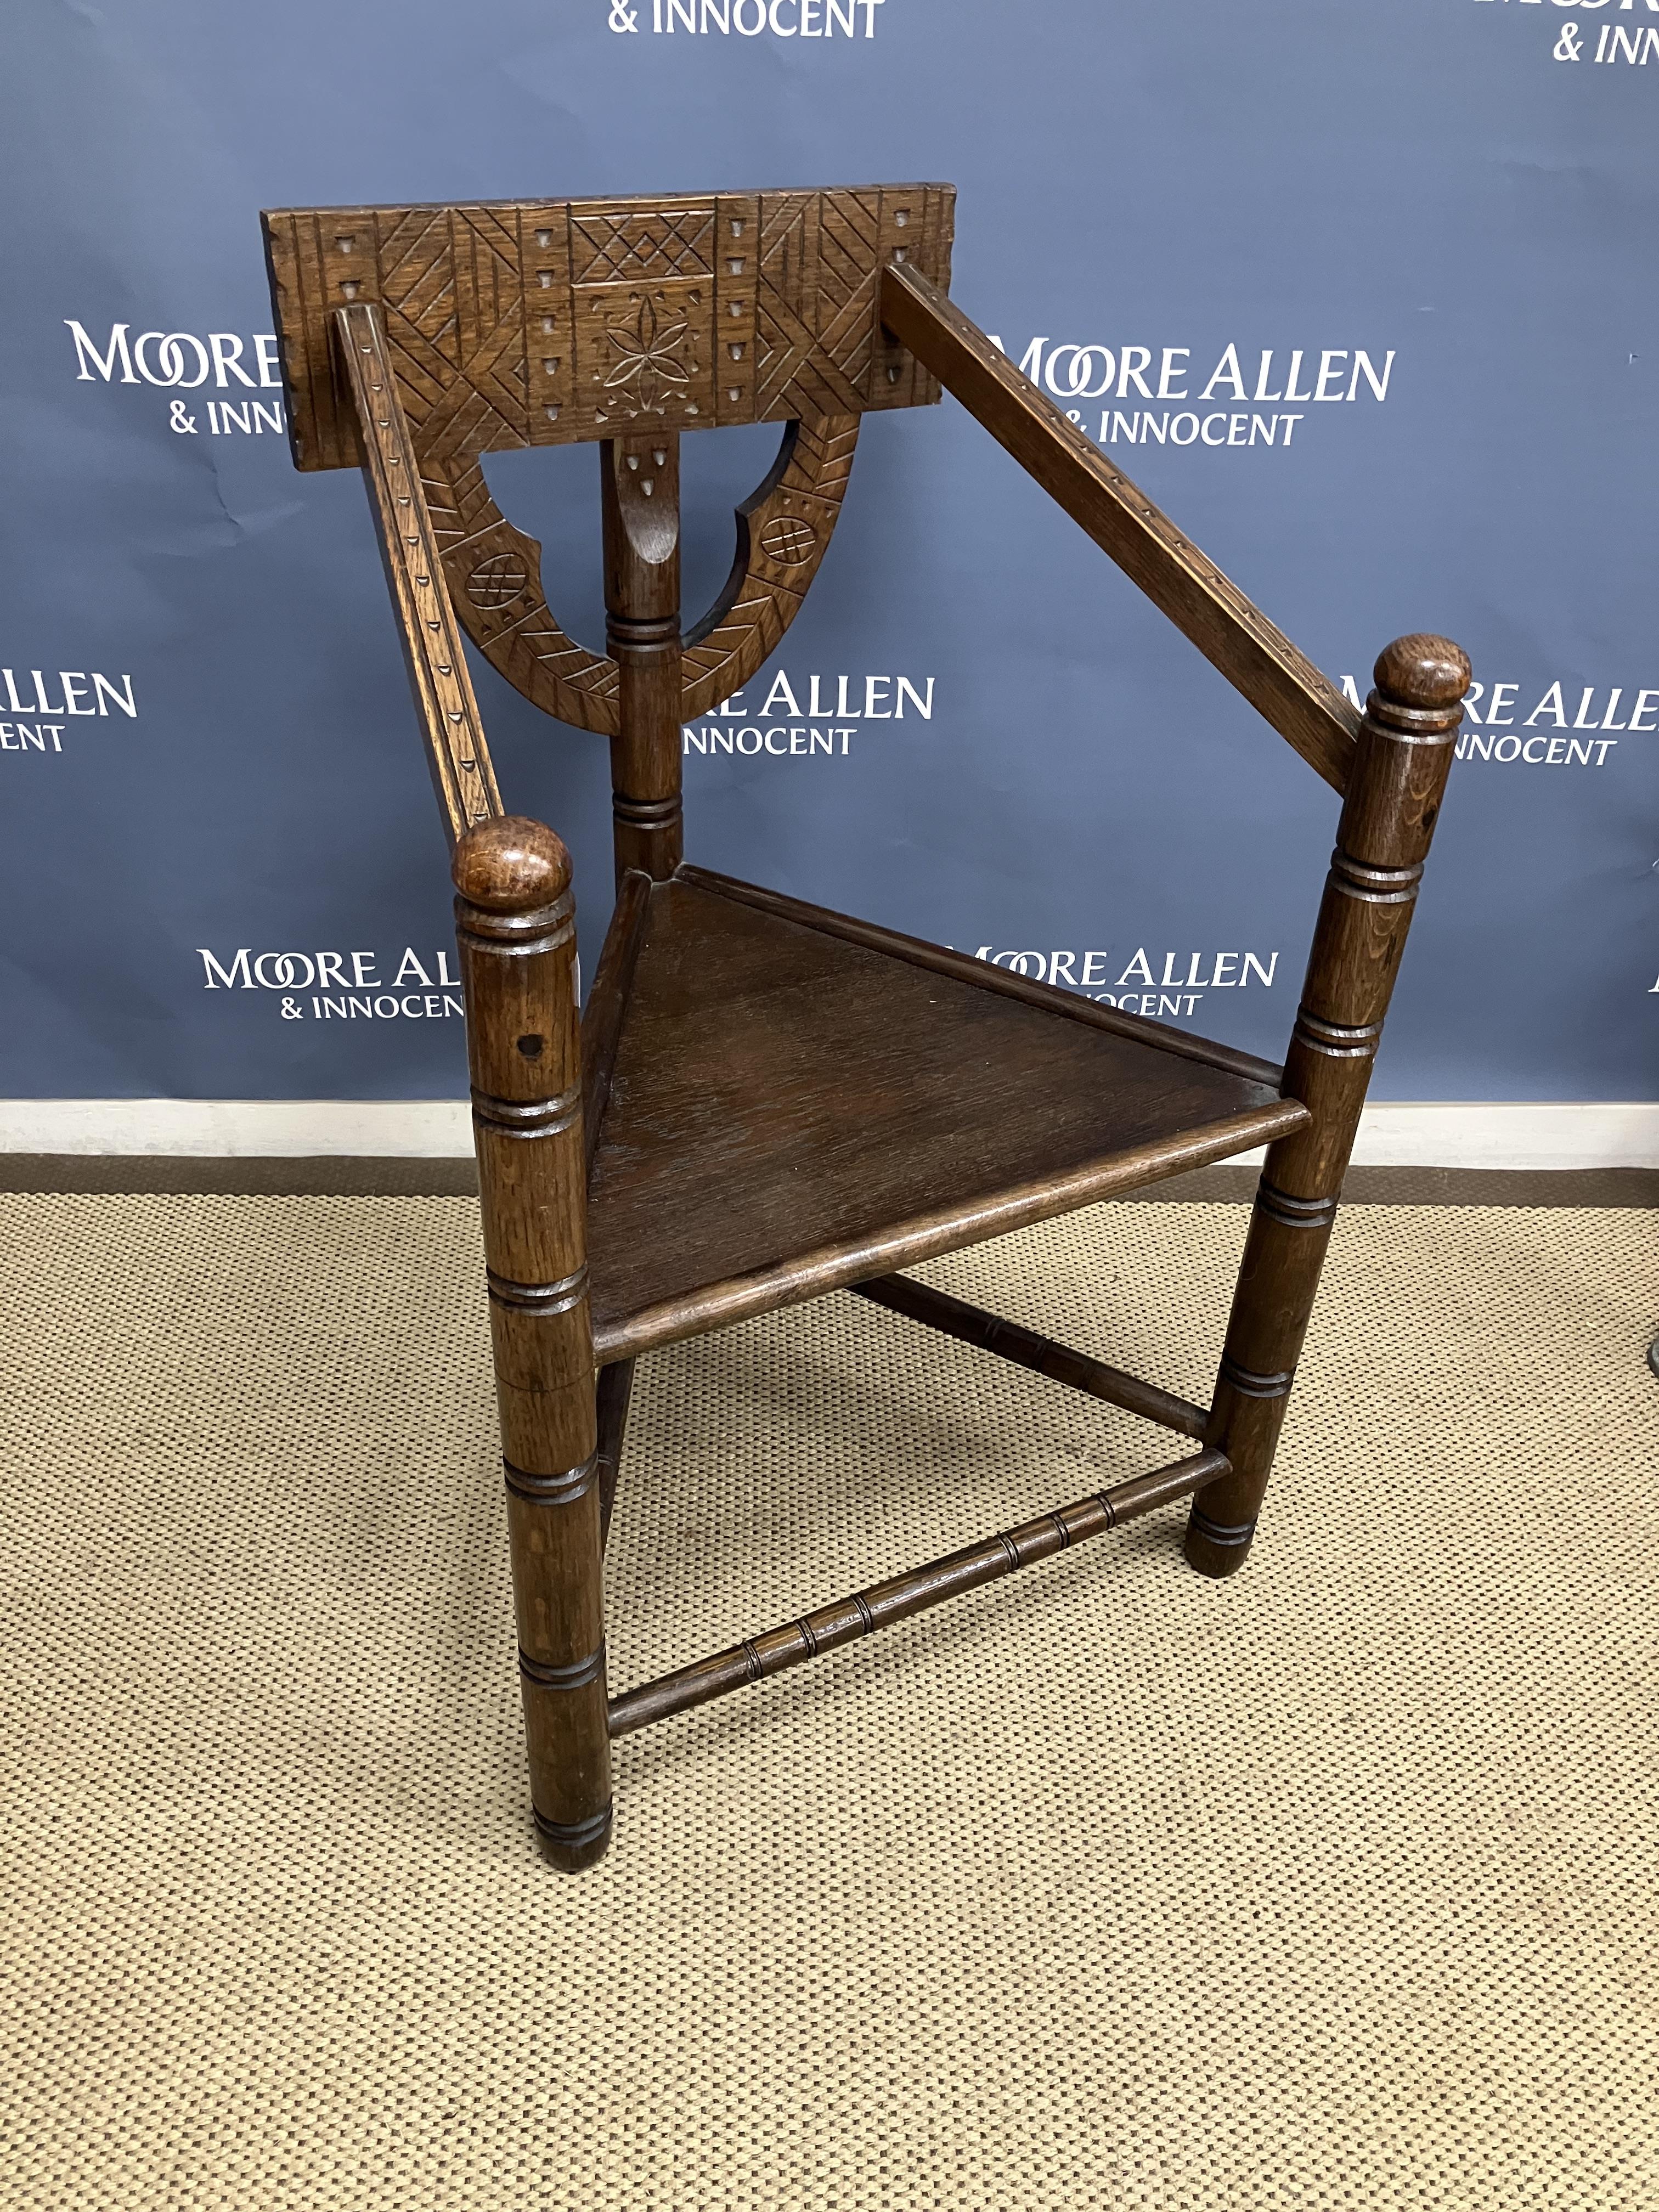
453, 817, 611, 1869
1186, 635, 1470, 1577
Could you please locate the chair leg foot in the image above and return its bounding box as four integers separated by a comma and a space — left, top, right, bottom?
1182, 1506, 1257, 1579
534, 1801, 614, 1872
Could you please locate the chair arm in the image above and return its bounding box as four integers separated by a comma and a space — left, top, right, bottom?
880, 262, 1360, 795
332, 301, 504, 846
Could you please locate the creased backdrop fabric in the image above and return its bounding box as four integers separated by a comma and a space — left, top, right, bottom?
1, 0, 1654, 1103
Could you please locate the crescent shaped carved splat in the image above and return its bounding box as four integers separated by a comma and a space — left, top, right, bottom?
423, 454, 621, 737
420, 411, 861, 735
680, 411, 862, 718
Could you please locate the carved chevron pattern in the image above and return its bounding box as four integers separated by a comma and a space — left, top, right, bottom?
424, 456, 620, 736
682, 414, 862, 719
266, 184, 950, 470
262, 185, 951, 731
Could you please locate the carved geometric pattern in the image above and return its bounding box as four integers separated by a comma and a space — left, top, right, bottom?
466, 552, 529, 610
577, 279, 714, 431
681, 413, 862, 720
604, 292, 695, 409
332, 301, 504, 844
571, 208, 715, 284
760, 515, 817, 566
262, 186, 951, 732
265, 185, 951, 468
424, 457, 620, 736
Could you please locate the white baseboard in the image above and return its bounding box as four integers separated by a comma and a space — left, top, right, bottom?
1177, 1102, 1657, 1172
0, 1099, 477, 1158
1349, 1103, 1656, 1170
0, 1098, 1653, 1170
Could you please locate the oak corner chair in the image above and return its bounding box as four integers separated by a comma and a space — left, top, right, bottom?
263, 184, 1469, 1870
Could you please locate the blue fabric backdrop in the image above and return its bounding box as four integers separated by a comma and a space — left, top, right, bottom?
2, 0, 1654, 1103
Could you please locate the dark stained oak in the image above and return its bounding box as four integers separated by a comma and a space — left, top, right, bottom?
680, 865, 1288, 1090
583, 875, 1307, 1362
595, 1358, 635, 1552
1184, 635, 1469, 1577
580, 867, 653, 1171
602, 432, 684, 883
879, 262, 1360, 795
608, 1448, 1229, 1737
452, 817, 611, 1870
279, 176, 1469, 1870
681, 413, 863, 719
333, 302, 503, 847
263, 187, 951, 733
849, 1273, 1210, 1441
267, 186, 952, 467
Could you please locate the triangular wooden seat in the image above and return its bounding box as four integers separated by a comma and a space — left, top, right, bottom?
583, 868, 1309, 1362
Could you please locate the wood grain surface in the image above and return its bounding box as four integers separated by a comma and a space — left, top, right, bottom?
1184, 636, 1469, 1577
452, 817, 612, 1869
280, 180, 1471, 1859
263, 189, 952, 733
334, 303, 503, 845
583, 875, 1307, 1361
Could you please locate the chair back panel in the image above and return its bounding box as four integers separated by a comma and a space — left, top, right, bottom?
263, 185, 955, 473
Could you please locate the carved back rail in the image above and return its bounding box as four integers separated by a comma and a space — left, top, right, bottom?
263, 187, 955, 734
265, 180, 1359, 855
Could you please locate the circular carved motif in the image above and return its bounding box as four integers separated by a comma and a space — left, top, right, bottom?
759, 513, 818, 567
466, 552, 529, 611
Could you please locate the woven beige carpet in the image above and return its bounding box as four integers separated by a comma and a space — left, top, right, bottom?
2, 1195, 1654, 2210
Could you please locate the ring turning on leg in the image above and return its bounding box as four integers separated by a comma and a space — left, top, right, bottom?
454, 816, 613, 1869
1186, 634, 1468, 1580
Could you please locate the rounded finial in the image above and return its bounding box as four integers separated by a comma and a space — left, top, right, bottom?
451, 815, 571, 911
1373, 634, 1471, 711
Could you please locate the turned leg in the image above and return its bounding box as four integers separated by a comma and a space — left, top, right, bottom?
1186, 635, 1470, 1577
453, 817, 611, 1868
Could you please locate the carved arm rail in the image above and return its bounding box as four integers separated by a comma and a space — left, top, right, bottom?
879, 262, 1361, 795
334, 301, 503, 846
